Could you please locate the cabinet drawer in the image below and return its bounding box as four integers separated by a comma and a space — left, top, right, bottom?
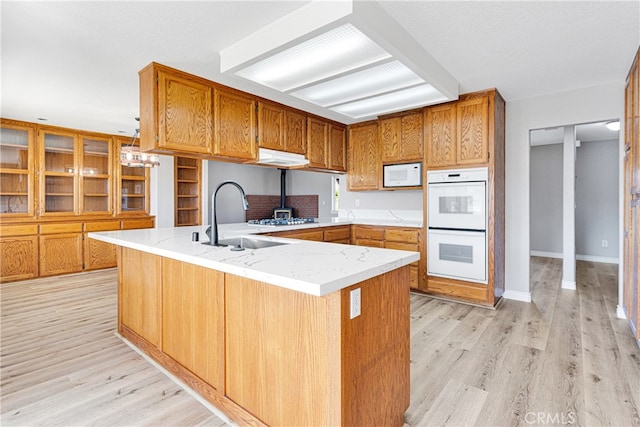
85, 221, 120, 232
121, 218, 155, 230
385, 228, 419, 244
276, 229, 324, 241
40, 223, 83, 234
355, 238, 385, 248
384, 241, 419, 252
353, 226, 385, 241
323, 226, 350, 242
0, 224, 38, 237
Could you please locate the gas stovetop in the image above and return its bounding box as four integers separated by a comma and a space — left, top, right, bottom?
248, 218, 315, 227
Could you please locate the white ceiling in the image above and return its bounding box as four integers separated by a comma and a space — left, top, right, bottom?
530, 121, 620, 146
2, 1, 639, 137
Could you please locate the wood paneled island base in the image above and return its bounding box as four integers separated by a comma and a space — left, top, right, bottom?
117, 247, 410, 426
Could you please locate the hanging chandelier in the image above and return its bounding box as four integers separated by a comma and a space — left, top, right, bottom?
120, 120, 160, 168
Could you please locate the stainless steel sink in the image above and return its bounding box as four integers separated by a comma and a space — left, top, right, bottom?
217, 236, 290, 250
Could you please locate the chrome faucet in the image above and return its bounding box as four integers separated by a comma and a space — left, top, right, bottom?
205, 181, 249, 246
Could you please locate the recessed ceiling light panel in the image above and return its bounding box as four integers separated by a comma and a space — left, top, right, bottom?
235, 23, 391, 92
290, 60, 425, 107
330, 84, 447, 119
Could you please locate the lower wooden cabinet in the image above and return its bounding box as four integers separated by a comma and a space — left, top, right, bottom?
0, 216, 155, 282
39, 223, 83, 277
162, 258, 225, 391
266, 225, 351, 244
119, 247, 162, 347
351, 225, 423, 290
84, 221, 119, 271
0, 224, 39, 282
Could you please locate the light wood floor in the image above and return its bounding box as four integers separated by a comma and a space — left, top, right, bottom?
2, 258, 639, 426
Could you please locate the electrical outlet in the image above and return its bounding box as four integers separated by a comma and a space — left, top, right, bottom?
602, 240, 608, 248
355, 199, 360, 207
350, 288, 361, 319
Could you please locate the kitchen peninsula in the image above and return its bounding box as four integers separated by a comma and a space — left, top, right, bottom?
90, 225, 419, 426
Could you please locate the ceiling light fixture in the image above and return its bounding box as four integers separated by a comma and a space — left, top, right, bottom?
605, 120, 620, 131
120, 118, 160, 168
219, 0, 458, 122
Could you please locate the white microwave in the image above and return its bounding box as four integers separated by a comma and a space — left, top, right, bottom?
383, 163, 422, 188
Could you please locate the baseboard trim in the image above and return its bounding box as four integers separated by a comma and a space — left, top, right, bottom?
562, 280, 577, 290
616, 305, 627, 319
116, 332, 232, 425
530, 251, 619, 264
502, 290, 532, 303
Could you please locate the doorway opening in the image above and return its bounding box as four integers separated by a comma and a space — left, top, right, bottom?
529, 120, 620, 299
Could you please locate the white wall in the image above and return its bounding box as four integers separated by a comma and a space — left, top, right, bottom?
150, 154, 175, 228
505, 82, 625, 301
530, 143, 563, 254
338, 183, 423, 211
576, 139, 619, 260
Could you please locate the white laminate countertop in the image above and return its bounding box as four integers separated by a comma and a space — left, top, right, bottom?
89, 225, 420, 297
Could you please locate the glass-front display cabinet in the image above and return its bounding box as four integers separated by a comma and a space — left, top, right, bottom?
81, 136, 112, 214
118, 138, 149, 215
0, 122, 35, 217
39, 130, 77, 215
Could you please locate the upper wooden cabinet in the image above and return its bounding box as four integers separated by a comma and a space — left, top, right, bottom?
213, 87, 257, 161
37, 128, 114, 217
139, 62, 214, 156
379, 110, 424, 163
116, 137, 150, 216
307, 117, 347, 172
0, 120, 36, 218
328, 123, 347, 172
348, 121, 379, 191
307, 117, 328, 169
426, 92, 489, 168
257, 102, 306, 155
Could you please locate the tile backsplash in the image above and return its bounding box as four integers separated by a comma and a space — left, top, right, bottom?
246, 195, 318, 220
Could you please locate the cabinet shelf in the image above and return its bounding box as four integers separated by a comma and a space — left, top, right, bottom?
0, 168, 28, 174
177, 194, 198, 198
177, 165, 198, 170
44, 171, 74, 178
177, 207, 198, 211
84, 193, 108, 197
0, 192, 28, 196
177, 179, 198, 183
121, 176, 146, 181
45, 146, 75, 154
82, 174, 109, 179
46, 193, 74, 197
175, 156, 201, 227
122, 194, 145, 198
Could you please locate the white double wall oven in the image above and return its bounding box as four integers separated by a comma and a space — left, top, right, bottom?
427, 167, 488, 284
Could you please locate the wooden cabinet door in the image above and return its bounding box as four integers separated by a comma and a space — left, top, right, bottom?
425, 103, 456, 168
257, 101, 284, 151
380, 117, 400, 163
84, 221, 119, 270
400, 112, 424, 161
307, 117, 328, 168
456, 96, 489, 165
156, 69, 214, 155
162, 258, 225, 391
214, 88, 257, 160
284, 110, 307, 155
348, 122, 379, 191
119, 248, 162, 347
84, 236, 117, 270
380, 112, 423, 163
39, 232, 83, 276
0, 120, 36, 219
0, 235, 38, 282
328, 124, 347, 172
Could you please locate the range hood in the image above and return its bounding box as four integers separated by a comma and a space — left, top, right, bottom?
256, 148, 309, 168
